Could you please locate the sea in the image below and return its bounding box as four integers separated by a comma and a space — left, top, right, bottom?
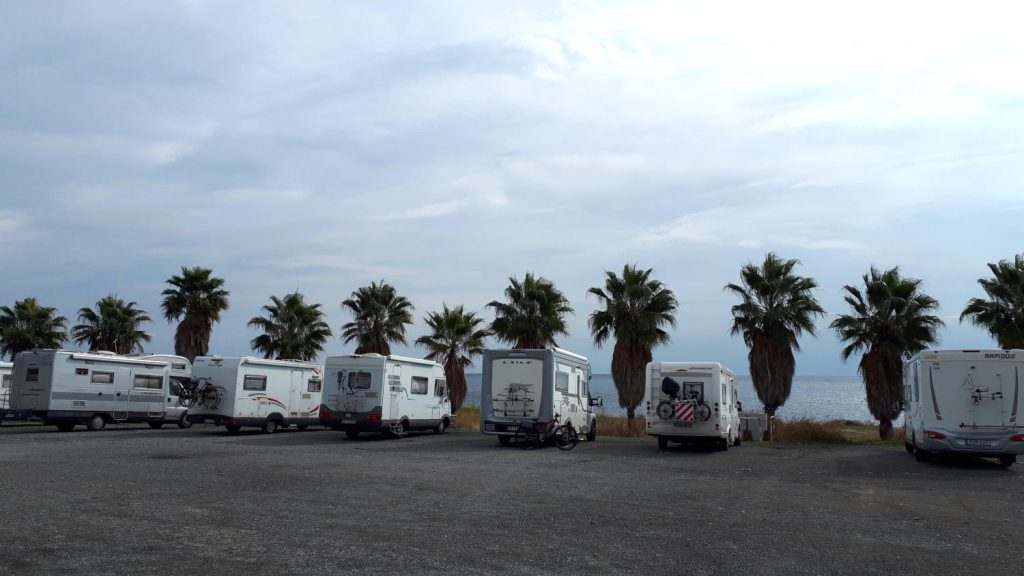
464, 373, 884, 423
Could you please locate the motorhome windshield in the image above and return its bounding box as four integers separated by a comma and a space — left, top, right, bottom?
490, 357, 542, 418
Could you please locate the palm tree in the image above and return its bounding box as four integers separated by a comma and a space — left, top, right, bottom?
588, 265, 678, 423
340, 281, 414, 355
161, 266, 230, 362
249, 292, 332, 361
830, 266, 944, 439
960, 253, 1024, 349
0, 298, 68, 359
488, 273, 573, 348
71, 295, 152, 354
725, 253, 825, 438
415, 304, 489, 412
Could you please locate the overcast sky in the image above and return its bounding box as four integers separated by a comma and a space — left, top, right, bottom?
1, 1, 1022, 374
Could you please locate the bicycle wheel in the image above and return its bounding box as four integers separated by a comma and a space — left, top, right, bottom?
695, 402, 712, 422
553, 425, 579, 451
177, 386, 195, 408
201, 386, 221, 409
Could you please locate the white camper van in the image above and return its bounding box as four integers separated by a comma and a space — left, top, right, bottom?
480, 348, 599, 445
904, 349, 1024, 467
187, 356, 323, 434
644, 362, 742, 450
9, 350, 181, 431
0, 361, 13, 418
319, 354, 452, 439
137, 354, 194, 429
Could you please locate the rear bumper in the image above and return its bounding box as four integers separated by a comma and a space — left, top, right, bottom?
481, 419, 528, 435
187, 415, 319, 428
918, 429, 1024, 456
319, 406, 390, 431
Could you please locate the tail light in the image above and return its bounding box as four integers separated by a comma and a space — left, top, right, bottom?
714, 402, 719, 412
924, 430, 946, 440
368, 413, 381, 421
1010, 434, 1024, 442
318, 406, 331, 421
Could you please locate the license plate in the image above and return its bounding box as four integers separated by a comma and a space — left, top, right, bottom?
673, 421, 692, 428
341, 419, 356, 424
505, 425, 519, 432
965, 439, 993, 447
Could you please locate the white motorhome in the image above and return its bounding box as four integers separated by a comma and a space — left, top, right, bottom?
319, 353, 452, 439
644, 361, 742, 450
137, 354, 194, 428
0, 361, 13, 416
9, 350, 180, 432
187, 356, 323, 434
904, 349, 1024, 467
480, 348, 598, 445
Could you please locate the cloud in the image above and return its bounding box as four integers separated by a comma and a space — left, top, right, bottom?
377, 201, 466, 221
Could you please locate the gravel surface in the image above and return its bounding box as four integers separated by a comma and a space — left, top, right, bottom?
1, 424, 1022, 575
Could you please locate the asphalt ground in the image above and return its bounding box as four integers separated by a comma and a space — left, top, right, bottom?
1, 423, 1023, 576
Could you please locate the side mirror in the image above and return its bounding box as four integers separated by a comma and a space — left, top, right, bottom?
589, 396, 603, 407
736, 401, 743, 412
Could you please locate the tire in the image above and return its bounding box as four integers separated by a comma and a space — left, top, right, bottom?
262, 419, 279, 434
658, 436, 669, 450
433, 420, 446, 435
296, 425, 309, 431
999, 455, 1016, 467
148, 422, 164, 429
178, 413, 192, 429
733, 431, 742, 447
345, 429, 359, 440
716, 438, 729, 452
498, 435, 511, 445
586, 419, 596, 442
56, 422, 76, 432
87, 414, 106, 432
904, 442, 914, 453
225, 424, 241, 434
554, 425, 579, 451
914, 447, 931, 462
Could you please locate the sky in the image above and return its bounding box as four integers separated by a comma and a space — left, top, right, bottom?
1, 1, 1022, 375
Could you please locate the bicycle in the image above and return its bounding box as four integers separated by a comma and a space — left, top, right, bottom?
515, 413, 579, 451
178, 377, 222, 409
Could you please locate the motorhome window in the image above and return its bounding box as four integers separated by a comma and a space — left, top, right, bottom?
171, 363, 186, 371
308, 379, 322, 393
348, 372, 372, 390
26, 368, 39, 382
682, 381, 704, 402
75, 368, 88, 375
2, 374, 11, 388
913, 364, 920, 402
169, 376, 190, 397
244, 375, 267, 391
556, 371, 569, 392
91, 371, 114, 384
434, 379, 446, 397
133, 375, 163, 389
411, 376, 428, 395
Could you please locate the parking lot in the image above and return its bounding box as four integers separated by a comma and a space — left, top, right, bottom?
1, 423, 1022, 576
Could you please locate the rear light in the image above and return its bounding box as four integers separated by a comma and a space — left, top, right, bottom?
714, 402, 719, 412
924, 430, 946, 440
319, 406, 332, 421
1010, 434, 1024, 443
223, 418, 235, 426
368, 413, 381, 421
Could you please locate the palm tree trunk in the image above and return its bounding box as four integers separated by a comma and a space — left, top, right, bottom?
878, 418, 893, 440
764, 406, 776, 441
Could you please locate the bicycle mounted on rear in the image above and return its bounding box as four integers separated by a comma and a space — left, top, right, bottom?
514, 413, 579, 450
177, 377, 222, 409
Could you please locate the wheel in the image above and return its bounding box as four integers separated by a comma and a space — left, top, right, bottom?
498, 435, 511, 445
386, 422, 406, 439
716, 437, 729, 452
586, 419, 596, 442
148, 422, 164, 429
914, 447, 931, 462
904, 442, 914, 453
262, 419, 279, 434
733, 431, 742, 447
999, 455, 1016, 467
178, 413, 192, 429
225, 424, 241, 434
345, 429, 359, 440
433, 420, 446, 435
658, 436, 669, 450
56, 422, 76, 432
553, 425, 579, 451
87, 414, 106, 431
296, 424, 309, 431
